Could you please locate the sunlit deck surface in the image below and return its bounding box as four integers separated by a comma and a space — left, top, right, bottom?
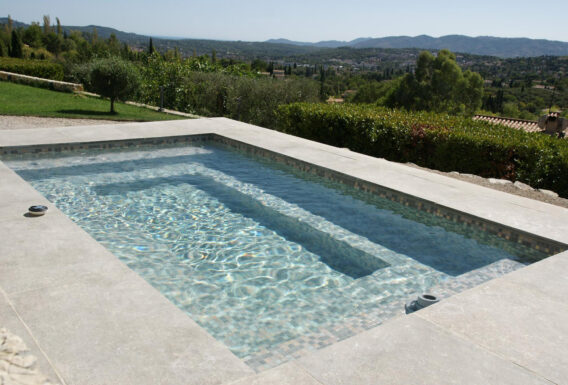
1, 118, 567, 385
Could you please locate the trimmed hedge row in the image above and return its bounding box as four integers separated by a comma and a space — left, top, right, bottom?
0, 58, 64, 81
276, 103, 568, 197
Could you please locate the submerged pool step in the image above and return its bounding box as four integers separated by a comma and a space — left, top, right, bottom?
95, 172, 391, 279
427, 258, 526, 298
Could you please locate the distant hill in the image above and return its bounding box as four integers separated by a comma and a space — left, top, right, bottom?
266, 38, 372, 48
265, 38, 315, 46
0, 17, 27, 29
352, 35, 568, 58
63, 24, 150, 45
266, 35, 568, 58
0, 18, 319, 59
3, 18, 568, 58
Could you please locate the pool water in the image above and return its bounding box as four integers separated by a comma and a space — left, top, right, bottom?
5, 143, 546, 360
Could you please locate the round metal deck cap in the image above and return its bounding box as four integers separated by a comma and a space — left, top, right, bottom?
28, 205, 48, 216
417, 294, 439, 308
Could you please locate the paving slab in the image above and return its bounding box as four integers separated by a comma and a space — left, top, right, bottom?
0, 163, 50, 208
0, 168, 132, 295
0, 215, 132, 296
500, 251, 568, 303
416, 268, 568, 384
227, 362, 323, 385
8, 268, 253, 385
296, 316, 551, 385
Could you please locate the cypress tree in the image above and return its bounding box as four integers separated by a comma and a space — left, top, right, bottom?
319, 68, 326, 100
7, 15, 13, 34
496, 90, 504, 113
9, 30, 23, 58
148, 38, 155, 54
43, 15, 51, 34
56, 17, 62, 36
121, 42, 129, 58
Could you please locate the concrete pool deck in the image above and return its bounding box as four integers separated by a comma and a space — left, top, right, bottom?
0, 117, 567, 384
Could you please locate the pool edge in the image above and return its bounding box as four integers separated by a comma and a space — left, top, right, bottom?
1, 118, 567, 384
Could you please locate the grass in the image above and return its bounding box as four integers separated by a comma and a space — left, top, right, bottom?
0, 81, 187, 121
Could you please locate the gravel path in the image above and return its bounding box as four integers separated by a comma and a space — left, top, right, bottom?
1, 115, 566, 208
0, 115, 127, 130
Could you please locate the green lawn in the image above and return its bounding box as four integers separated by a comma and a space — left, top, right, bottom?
0, 81, 186, 121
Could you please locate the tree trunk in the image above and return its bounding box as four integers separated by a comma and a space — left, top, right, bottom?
110, 97, 115, 113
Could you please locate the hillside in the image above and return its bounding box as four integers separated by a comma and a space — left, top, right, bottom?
2, 18, 568, 59
0, 18, 320, 59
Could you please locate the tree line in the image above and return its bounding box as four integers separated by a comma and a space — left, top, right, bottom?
2, 14, 564, 121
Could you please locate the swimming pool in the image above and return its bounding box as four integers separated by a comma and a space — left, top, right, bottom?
5, 141, 549, 368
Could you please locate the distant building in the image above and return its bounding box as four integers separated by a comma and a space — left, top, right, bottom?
473, 112, 567, 138
272, 69, 285, 79
326, 97, 344, 104
473, 115, 541, 133
538, 112, 568, 138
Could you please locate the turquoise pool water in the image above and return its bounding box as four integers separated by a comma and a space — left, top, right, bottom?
5, 143, 546, 360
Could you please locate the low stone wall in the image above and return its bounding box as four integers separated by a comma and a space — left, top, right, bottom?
0, 70, 83, 93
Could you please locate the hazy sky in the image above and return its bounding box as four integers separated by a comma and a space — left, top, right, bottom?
3, 0, 568, 42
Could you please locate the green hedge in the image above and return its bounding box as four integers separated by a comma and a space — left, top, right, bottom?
276, 103, 568, 197
0, 58, 64, 81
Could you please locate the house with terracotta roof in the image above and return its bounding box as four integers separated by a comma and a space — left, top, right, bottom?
473, 115, 542, 133
473, 113, 567, 138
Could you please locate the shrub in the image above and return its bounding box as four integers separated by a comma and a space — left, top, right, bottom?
137, 56, 319, 127
276, 103, 568, 197
0, 57, 64, 80
69, 62, 92, 88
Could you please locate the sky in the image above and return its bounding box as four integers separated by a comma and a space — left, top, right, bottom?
2, 0, 568, 42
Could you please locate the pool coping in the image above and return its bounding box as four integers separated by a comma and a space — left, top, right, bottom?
1, 117, 567, 385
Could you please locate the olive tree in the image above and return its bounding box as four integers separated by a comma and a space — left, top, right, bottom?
89, 57, 140, 113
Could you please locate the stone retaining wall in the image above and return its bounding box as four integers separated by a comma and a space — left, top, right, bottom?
0, 71, 83, 92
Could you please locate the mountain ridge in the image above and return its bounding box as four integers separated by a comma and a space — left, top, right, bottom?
2, 18, 568, 58
266, 34, 568, 57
